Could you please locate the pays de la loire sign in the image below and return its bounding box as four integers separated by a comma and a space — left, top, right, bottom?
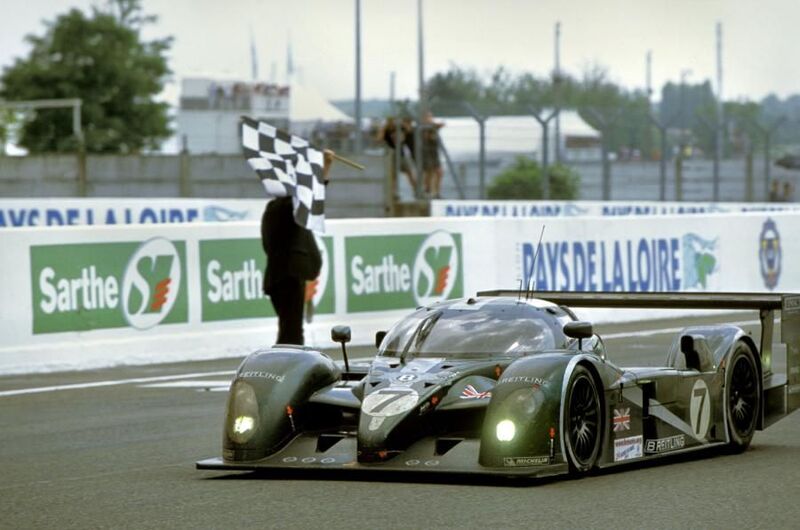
345, 231, 463, 312
199, 237, 334, 322
31, 238, 188, 334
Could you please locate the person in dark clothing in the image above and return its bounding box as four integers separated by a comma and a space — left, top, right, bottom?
261, 149, 335, 345
378, 117, 416, 191
421, 111, 444, 198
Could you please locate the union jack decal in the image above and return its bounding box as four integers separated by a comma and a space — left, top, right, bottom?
613, 407, 631, 431
460, 384, 492, 400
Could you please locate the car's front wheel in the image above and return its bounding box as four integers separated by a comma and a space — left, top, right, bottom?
563, 365, 602, 473
726, 342, 760, 452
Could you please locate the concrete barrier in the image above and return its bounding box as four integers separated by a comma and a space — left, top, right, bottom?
431, 199, 800, 218
1, 212, 797, 374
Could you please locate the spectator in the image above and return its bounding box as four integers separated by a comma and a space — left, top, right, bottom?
769, 179, 781, 202
261, 150, 335, 345
421, 111, 445, 199
782, 180, 794, 202
378, 117, 417, 192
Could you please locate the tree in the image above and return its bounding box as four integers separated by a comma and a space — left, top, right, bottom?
0, 0, 172, 153
487, 156, 580, 200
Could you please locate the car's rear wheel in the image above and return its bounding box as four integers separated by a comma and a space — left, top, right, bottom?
563, 365, 602, 473
726, 343, 760, 452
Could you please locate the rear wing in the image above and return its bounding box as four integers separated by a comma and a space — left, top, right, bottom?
478, 290, 800, 413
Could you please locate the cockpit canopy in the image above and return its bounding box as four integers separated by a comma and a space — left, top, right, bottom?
378, 297, 575, 359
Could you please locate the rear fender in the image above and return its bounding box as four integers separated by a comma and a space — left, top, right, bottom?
665, 324, 751, 370
223, 347, 340, 462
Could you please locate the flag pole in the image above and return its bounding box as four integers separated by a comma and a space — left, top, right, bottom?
330, 152, 365, 170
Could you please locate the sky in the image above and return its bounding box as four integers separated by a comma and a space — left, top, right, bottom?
1, 0, 799, 106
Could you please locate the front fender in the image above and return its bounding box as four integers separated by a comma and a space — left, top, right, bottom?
479, 353, 571, 468
223, 347, 340, 462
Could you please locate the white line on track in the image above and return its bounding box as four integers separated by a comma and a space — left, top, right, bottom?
0, 371, 235, 398
0, 319, 772, 399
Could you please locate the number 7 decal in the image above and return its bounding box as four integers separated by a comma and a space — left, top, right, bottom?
690, 379, 711, 438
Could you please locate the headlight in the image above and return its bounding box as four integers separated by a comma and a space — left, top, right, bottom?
496, 419, 516, 442
233, 415, 255, 435
226, 380, 260, 444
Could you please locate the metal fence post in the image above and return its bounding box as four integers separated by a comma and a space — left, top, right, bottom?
528, 106, 557, 199
179, 134, 191, 197
462, 102, 487, 198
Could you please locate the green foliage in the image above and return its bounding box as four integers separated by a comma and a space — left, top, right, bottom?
487, 156, 580, 200
426, 62, 656, 155
0, 0, 172, 153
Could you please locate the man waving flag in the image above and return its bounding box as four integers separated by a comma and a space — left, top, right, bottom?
241, 116, 327, 233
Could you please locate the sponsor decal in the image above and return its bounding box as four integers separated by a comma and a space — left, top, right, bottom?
759, 218, 781, 290
202, 205, 250, 222
460, 384, 492, 400
613, 435, 643, 462
361, 387, 419, 417
122, 238, 183, 330
345, 231, 463, 312
503, 456, 550, 467
690, 379, 711, 439
499, 376, 547, 387
282, 456, 298, 463
31, 239, 188, 334
519, 233, 718, 293
645, 435, 686, 454
238, 371, 285, 383
301, 457, 316, 463
613, 408, 631, 432
320, 457, 336, 464
682, 233, 718, 290
0, 206, 201, 227
405, 459, 421, 466
424, 460, 440, 467
199, 237, 334, 322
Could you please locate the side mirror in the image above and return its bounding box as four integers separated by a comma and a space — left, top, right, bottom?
331, 325, 351, 344
563, 321, 593, 340
331, 326, 351, 372
375, 330, 387, 349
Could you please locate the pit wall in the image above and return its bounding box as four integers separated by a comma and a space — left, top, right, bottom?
0, 212, 796, 374
431, 199, 800, 218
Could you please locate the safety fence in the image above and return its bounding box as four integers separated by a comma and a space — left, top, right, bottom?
0, 211, 796, 374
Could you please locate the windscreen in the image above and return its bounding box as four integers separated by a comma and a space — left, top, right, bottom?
378, 304, 565, 359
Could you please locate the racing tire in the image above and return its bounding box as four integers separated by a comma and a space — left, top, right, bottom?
563, 365, 602, 473
726, 342, 760, 452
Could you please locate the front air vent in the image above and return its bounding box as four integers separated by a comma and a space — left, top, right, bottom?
316, 433, 346, 453
435, 437, 464, 456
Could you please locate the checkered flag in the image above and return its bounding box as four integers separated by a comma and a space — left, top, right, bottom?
241, 117, 326, 232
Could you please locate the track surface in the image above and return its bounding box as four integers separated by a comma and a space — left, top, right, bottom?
1, 312, 799, 529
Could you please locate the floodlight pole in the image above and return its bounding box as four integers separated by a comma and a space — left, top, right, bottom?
354, 0, 363, 154
415, 0, 426, 199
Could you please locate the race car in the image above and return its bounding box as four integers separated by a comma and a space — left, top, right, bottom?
197, 291, 800, 478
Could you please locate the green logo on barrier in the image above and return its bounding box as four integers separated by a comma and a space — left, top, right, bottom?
30, 238, 188, 334
199, 237, 334, 322
345, 231, 463, 312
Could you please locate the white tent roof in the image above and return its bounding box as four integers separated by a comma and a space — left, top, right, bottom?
289, 83, 352, 123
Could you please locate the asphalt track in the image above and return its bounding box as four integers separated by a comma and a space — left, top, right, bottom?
1, 312, 799, 529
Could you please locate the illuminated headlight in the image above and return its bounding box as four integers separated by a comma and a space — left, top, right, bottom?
226, 380, 260, 444
496, 419, 516, 442
233, 415, 255, 435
